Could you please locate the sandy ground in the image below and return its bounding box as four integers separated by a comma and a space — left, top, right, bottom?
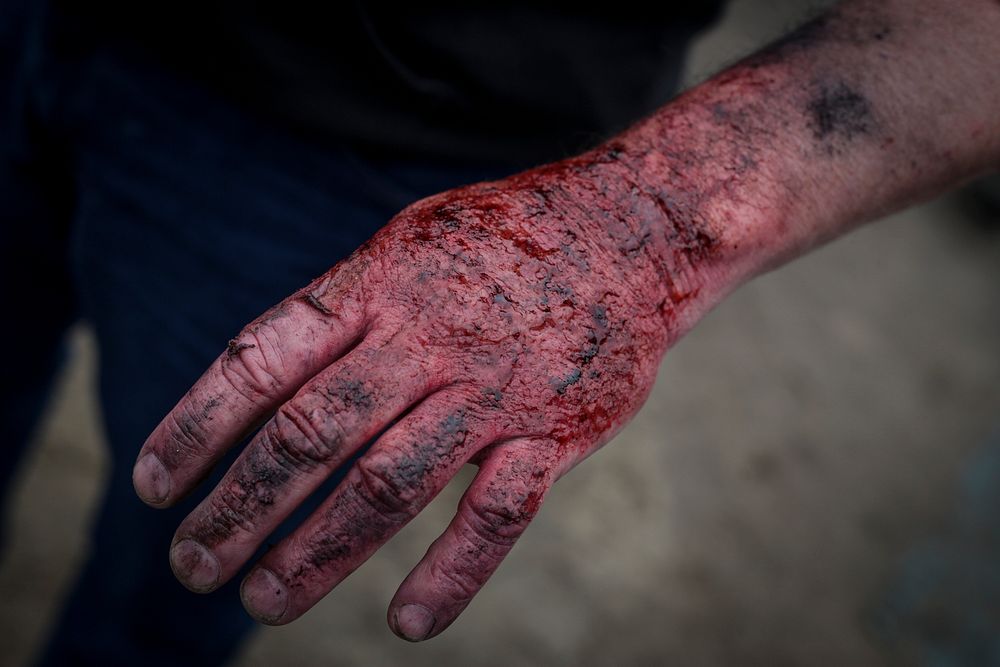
2, 2, 999, 665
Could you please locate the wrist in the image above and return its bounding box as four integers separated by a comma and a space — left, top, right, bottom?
565, 91, 803, 343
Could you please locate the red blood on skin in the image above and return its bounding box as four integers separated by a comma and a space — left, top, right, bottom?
138, 52, 807, 636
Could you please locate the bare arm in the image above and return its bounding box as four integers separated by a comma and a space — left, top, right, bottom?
133, 0, 1000, 642
608, 0, 1000, 317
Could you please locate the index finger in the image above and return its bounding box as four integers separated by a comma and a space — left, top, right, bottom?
133, 268, 368, 507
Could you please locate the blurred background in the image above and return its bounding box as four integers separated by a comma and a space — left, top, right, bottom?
2, 1, 999, 665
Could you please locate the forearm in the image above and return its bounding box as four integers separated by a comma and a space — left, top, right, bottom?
584, 0, 1000, 333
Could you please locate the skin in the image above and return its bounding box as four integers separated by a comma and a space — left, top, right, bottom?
133, 0, 1000, 642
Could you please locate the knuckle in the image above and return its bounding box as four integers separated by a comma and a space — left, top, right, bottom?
353, 456, 421, 521
429, 559, 481, 604
219, 330, 284, 402
267, 403, 347, 468
462, 492, 535, 545
258, 419, 317, 476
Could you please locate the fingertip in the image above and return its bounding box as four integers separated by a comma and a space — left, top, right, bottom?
169, 538, 220, 593
390, 602, 437, 642
133, 453, 172, 507
241, 567, 290, 625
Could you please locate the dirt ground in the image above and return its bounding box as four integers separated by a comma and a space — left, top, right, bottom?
2, 2, 999, 665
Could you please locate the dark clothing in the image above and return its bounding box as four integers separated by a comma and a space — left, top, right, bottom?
54, 2, 723, 165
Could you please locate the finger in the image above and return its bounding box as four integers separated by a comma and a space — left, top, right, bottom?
133, 266, 367, 507
238, 387, 494, 625
168, 336, 439, 593
388, 439, 553, 641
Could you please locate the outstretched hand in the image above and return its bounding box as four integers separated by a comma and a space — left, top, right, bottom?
133, 152, 711, 640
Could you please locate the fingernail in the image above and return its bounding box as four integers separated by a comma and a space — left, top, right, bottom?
241, 567, 288, 624
169, 539, 220, 592
394, 603, 436, 642
133, 453, 170, 505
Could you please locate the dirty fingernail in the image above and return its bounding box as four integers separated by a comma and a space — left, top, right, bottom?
394, 603, 436, 642
133, 453, 171, 505
170, 539, 220, 592
242, 568, 288, 624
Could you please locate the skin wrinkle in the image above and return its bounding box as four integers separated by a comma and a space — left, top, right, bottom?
158, 404, 221, 472
218, 343, 281, 404
270, 405, 342, 468
226, 339, 256, 359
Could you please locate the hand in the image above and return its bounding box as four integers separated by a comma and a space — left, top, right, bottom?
133, 150, 711, 640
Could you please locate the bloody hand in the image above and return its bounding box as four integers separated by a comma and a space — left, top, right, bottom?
133, 146, 718, 641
